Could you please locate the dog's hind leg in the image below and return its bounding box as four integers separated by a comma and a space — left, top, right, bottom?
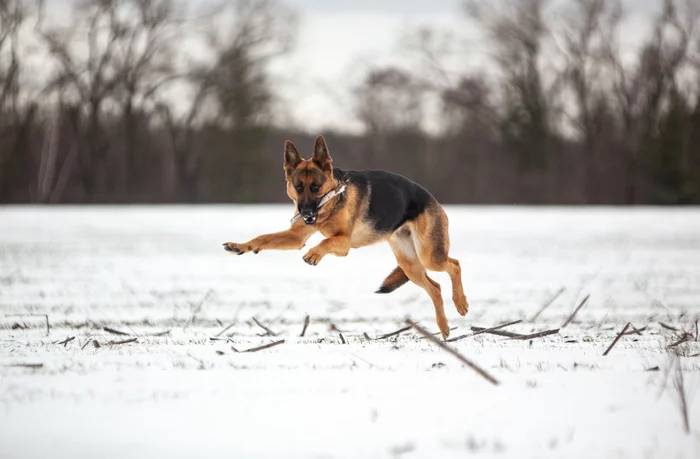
412, 204, 469, 316
389, 227, 450, 339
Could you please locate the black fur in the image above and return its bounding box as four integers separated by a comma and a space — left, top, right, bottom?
333, 168, 435, 234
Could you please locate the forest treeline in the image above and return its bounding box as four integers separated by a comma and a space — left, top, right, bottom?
1, 0, 699, 204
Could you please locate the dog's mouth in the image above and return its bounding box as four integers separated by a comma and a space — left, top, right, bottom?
302, 213, 317, 225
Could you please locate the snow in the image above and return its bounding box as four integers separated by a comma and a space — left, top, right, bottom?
1, 205, 699, 458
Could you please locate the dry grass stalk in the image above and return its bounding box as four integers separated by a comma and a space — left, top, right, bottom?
5, 313, 50, 336
405, 319, 499, 386
184, 289, 214, 330
673, 362, 691, 434
603, 323, 630, 356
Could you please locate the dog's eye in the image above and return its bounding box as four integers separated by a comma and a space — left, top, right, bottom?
295, 184, 303, 193
310, 184, 320, 193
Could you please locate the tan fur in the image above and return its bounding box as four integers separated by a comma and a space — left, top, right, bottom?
223, 135, 468, 339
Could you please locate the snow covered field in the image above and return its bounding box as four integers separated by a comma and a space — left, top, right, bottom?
1, 205, 699, 459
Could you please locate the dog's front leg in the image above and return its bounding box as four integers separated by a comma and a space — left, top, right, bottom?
302, 235, 351, 266
223, 225, 315, 255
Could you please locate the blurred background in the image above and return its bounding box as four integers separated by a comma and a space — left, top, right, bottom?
1, 0, 699, 205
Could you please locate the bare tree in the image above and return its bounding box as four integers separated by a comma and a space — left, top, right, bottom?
0, 0, 41, 201
556, 0, 622, 202
465, 0, 555, 168
600, 0, 700, 203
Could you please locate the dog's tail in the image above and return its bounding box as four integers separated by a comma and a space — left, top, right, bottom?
375, 266, 409, 294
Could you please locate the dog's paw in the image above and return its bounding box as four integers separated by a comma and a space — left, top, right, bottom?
302, 248, 325, 266
454, 294, 469, 316
222, 242, 259, 255
437, 318, 450, 340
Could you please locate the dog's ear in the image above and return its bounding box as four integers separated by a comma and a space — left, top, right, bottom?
284, 140, 302, 176
312, 135, 333, 173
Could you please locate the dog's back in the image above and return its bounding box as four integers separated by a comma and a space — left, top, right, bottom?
333, 168, 437, 236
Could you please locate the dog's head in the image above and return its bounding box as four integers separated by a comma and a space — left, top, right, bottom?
284, 135, 336, 225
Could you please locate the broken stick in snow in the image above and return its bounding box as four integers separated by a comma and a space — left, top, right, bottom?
470, 326, 526, 339
58, 336, 75, 347
561, 294, 590, 328
447, 320, 522, 343
516, 329, 560, 340
233, 339, 285, 353
405, 320, 499, 386
103, 327, 130, 336
668, 334, 694, 348
214, 322, 235, 338
252, 316, 278, 336
300, 315, 310, 337
603, 323, 630, 356
623, 325, 647, 336
107, 338, 138, 346
659, 322, 680, 332
377, 325, 413, 340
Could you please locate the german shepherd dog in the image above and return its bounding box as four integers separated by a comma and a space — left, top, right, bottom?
223, 136, 468, 339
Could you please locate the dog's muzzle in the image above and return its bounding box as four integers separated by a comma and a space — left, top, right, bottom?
300, 210, 317, 225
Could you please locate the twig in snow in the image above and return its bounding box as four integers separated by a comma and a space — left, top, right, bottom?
252, 316, 278, 336
150, 329, 171, 337
338, 333, 346, 344
233, 339, 285, 353
469, 326, 526, 339
603, 323, 630, 356
300, 315, 310, 337
363, 332, 372, 340
6, 363, 43, 369
561, 294, 590, 328
447, 320, 522, 343
530, 287, 565, 321
377, 325, 413, 340
58, 336, 75, 347
660, 322, 680, 332
103, 327, 130, 336
405, 319, 499, 386
107, 338, 138, 346
515, 329, 560, 340
623, 325, 647, 336
668, 334, 694, 348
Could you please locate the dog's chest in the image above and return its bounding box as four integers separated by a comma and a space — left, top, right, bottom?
349, 221, 382, 248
